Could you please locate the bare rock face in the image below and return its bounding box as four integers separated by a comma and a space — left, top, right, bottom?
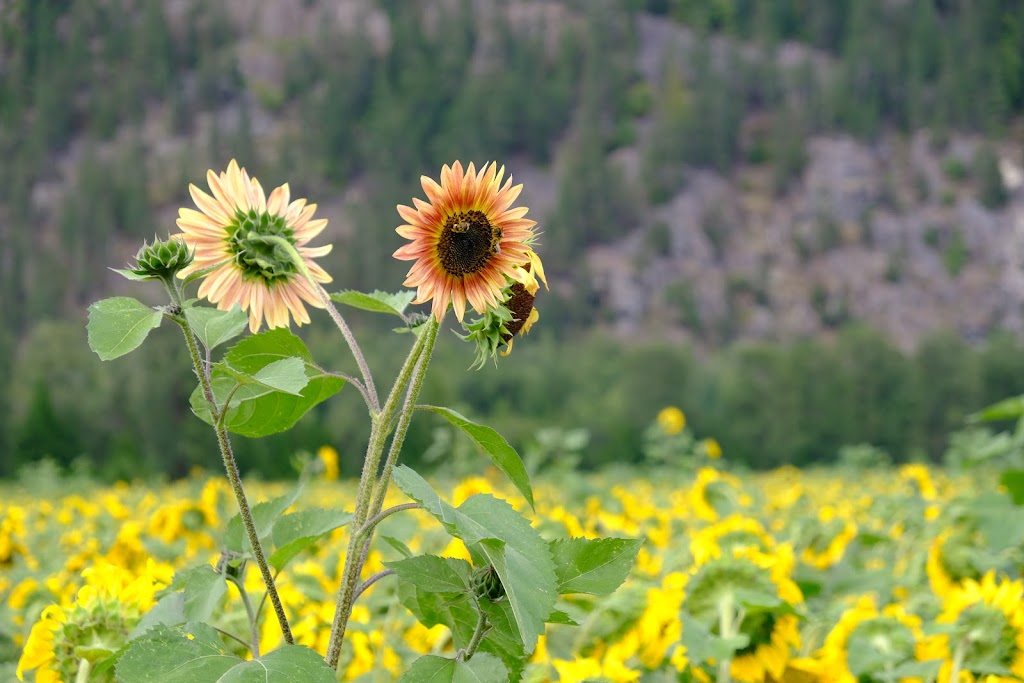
583, 127, 1024, 349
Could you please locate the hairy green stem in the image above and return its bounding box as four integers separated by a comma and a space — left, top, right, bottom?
326, 318, 439, 670
354, 569, 394, 600
175, 316, 293, 645
460, 609, 490, 662
226, 574, 261, 657
366, 319, 439, 528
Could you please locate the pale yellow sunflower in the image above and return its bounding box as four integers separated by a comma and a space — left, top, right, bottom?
393, 161, 541, 322
175, 159, 333, 333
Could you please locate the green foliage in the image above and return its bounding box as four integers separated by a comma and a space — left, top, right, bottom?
116, 623, 334, 682
417, 406, 534, 510
87, 297, 165, 361
943, 228, 969, 278
184, 307, 249, 351
944, 157, 969, 182
549, 538, 643, 595
189, 329, 345, 438
393, 466, 557, 653
974, 145, 1008, 209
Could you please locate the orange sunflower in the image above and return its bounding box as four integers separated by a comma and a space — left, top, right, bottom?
393, 161, 541, 322
175, 159, 333, 333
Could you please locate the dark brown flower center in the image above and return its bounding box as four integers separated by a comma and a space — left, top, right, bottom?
501, 282, 536, 341
437, 210, 502, 277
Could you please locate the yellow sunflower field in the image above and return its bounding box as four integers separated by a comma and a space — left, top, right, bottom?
4, 426, 1024, 683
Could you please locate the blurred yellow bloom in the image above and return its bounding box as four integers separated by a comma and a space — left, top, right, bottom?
656, 406, 686, 435
703, 437, 722, 460
16, 604, 63, 682
318, 445, 340, 481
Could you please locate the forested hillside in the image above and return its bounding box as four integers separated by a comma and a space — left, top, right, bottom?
2, 0, 1023, 476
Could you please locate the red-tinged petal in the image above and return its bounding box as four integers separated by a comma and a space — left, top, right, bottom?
397, 203, 427, 227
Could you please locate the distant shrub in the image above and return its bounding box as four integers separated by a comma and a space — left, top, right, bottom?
942, 228, 968, 277
974, 145, 1008, 209
943, 157, 969, 182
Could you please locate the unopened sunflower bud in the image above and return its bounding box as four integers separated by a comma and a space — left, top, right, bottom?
471, 564, 505, 603
130, 236, 194, 280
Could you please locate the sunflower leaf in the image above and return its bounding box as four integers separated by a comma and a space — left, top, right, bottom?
393, 467, 556, 654
417, 405, 534, 510
268, 508, 352, 570
386, 555, 472, 594
549, 537, 643, 595
184, 305, 248, 350
224, 491, 301, 554
87, 297, 164, 360
167, 565, 228, 623
115, 623, 334, 682
330, 289, 417, 317
189, 329, 344, 437
398, 654, 507, 683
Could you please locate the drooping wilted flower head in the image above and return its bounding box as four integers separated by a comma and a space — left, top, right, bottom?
393, 161, 540, 322
174, 159, 333, 333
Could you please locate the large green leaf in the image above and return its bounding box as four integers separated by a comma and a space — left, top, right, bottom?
398, 654, 507, 683
396, 582, 525, 683
549, 537, 643, 595
168, 565, 227, 622
189, 329, 344, 437
330, 289, 416, 317
115, 623, 334, 682
418, 406, 534, 510
267, 508, 352, 570
393, 466, 556, 653
87, 297, 163, 360
215, 646, 336, 682
386, 555, 472, 593
184, 306, 248, 350
115, 622, 240, 682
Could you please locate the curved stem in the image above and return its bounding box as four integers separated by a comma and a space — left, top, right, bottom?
354, 569, 394, 600
213, 626, 255, 652
265, 236, 379, 412
357, 502, 422, 537
226, 574, 261, 657
174, 317, 293, 645
326, 319, 439, 669
314, 281, 379, 412
459, 608, 490, 662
